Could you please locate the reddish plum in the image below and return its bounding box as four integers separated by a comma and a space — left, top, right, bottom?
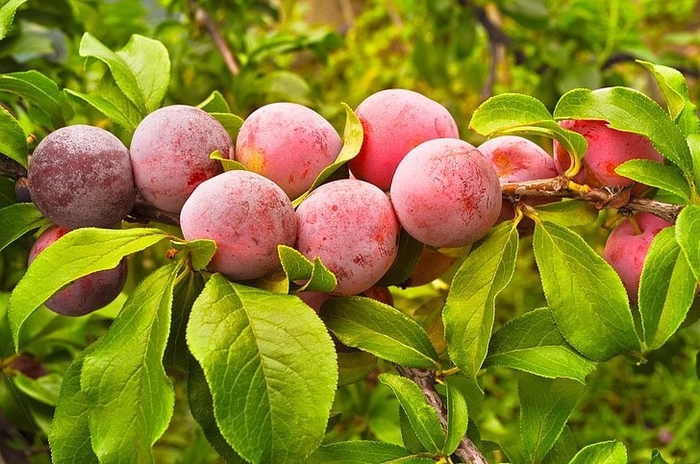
28, 125, 135, 229
554, 119, 663, 190
603, 212, 673, 304
390, 138, 502, 248
130, 105, 233, 213
235, 102, 342, 200
295, 179, 400, 295
348, 89, 459, 190
180, 170, 297, 281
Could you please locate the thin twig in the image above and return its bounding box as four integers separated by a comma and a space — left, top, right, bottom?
395, 366, 489, 464
188, 0, 240, 76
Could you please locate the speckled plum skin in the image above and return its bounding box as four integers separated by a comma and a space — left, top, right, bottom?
390, 138, 502, 248
28, 125, 135, 229
478, 135, 559, 226
603, 212, 672, 304
554, 120, 664, 189
295, 179, 400, 296
235, 102, 342, 200
29, 226, 128, 316
348, 89, 459, 191
130, 105, 233, 213
180, 170, 297, 281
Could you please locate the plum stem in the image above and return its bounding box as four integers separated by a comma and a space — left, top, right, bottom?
396, 365, 489, 464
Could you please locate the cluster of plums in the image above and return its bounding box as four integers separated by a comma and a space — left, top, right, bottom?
25, 88, 667, 316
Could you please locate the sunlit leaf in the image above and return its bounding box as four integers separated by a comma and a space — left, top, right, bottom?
8, 227, 169, 350
0, 203, 49, 252
0, 104, 27, 167
379, 373, 445, 454
519, 374, 585, 463
81, 262, 179, 462
533, 221, 640, 361
639, 226, 697, 350
187, 275, 337, 462
568, 440, 627, 464
443, 222, 518, 380
320, 296, 440, 369
485, 308, 597, 382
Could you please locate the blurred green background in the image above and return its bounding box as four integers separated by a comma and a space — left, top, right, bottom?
1, 1, 699, 462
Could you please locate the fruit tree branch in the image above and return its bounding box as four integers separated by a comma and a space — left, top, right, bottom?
188, 0, 240, 77
396, 366, 488, 464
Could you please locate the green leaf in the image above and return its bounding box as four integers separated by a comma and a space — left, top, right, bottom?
198, 90, 231, 113
637, 60, 699, 136
0, 104, 27, 167
308, 441, 434, 463
47, 347, 98, 464
639, 226, 697, 350
8, 227, 169, 350
337, 350, 377, 386
554, 87, 693, 177
485, 308, 597, 383
164, 271, 205, 374
519, 374, 585, 464
615, 159, 691, 202
81, 262, 178, 462
379, 373, 445, 454
278, 245, 337, 293
186, 275, 337, 463
0, 203, 49, 252
533, 221, 640, 361
469, 93, 587, 160
293, 102, 363, 206
677, 204, 700, 280
650, 449, 670, 464
532, 200, 598, 228
320, 296, 440, 369
187, 359, 246, 463
0, 70, 67, 127
79, 33, 169, 114
443, 222, 518, 380
0, 0, 27, 40
470, 93, 554, 134
443, 375, 468, 455
568, 440, 627, 464
173, 238, 216, 271
210, 112, 244, 143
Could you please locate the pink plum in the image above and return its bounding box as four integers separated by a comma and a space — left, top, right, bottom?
348, 89, 459, 191
390, 138, 502, 248
180, 170, 297, 281
603, 212, 673, 304
295, 179, 400, 295
235, 102, 343, 200
130, 105, 233, 213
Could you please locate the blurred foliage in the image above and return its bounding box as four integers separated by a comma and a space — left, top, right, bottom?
1, 0, 699, 462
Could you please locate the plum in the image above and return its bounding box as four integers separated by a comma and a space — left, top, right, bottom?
348, 89, 459, 191
235, 102, 343, 200
130, 105, 233, 213
179, 170, 297, 281
554, 119, 663, 191
28, 125, 135, 229
390, 138, 502, 248
478, 135, 559, 229
603, 212, 673, 304
295, 179, 400, 295
28, 225, 128, 316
